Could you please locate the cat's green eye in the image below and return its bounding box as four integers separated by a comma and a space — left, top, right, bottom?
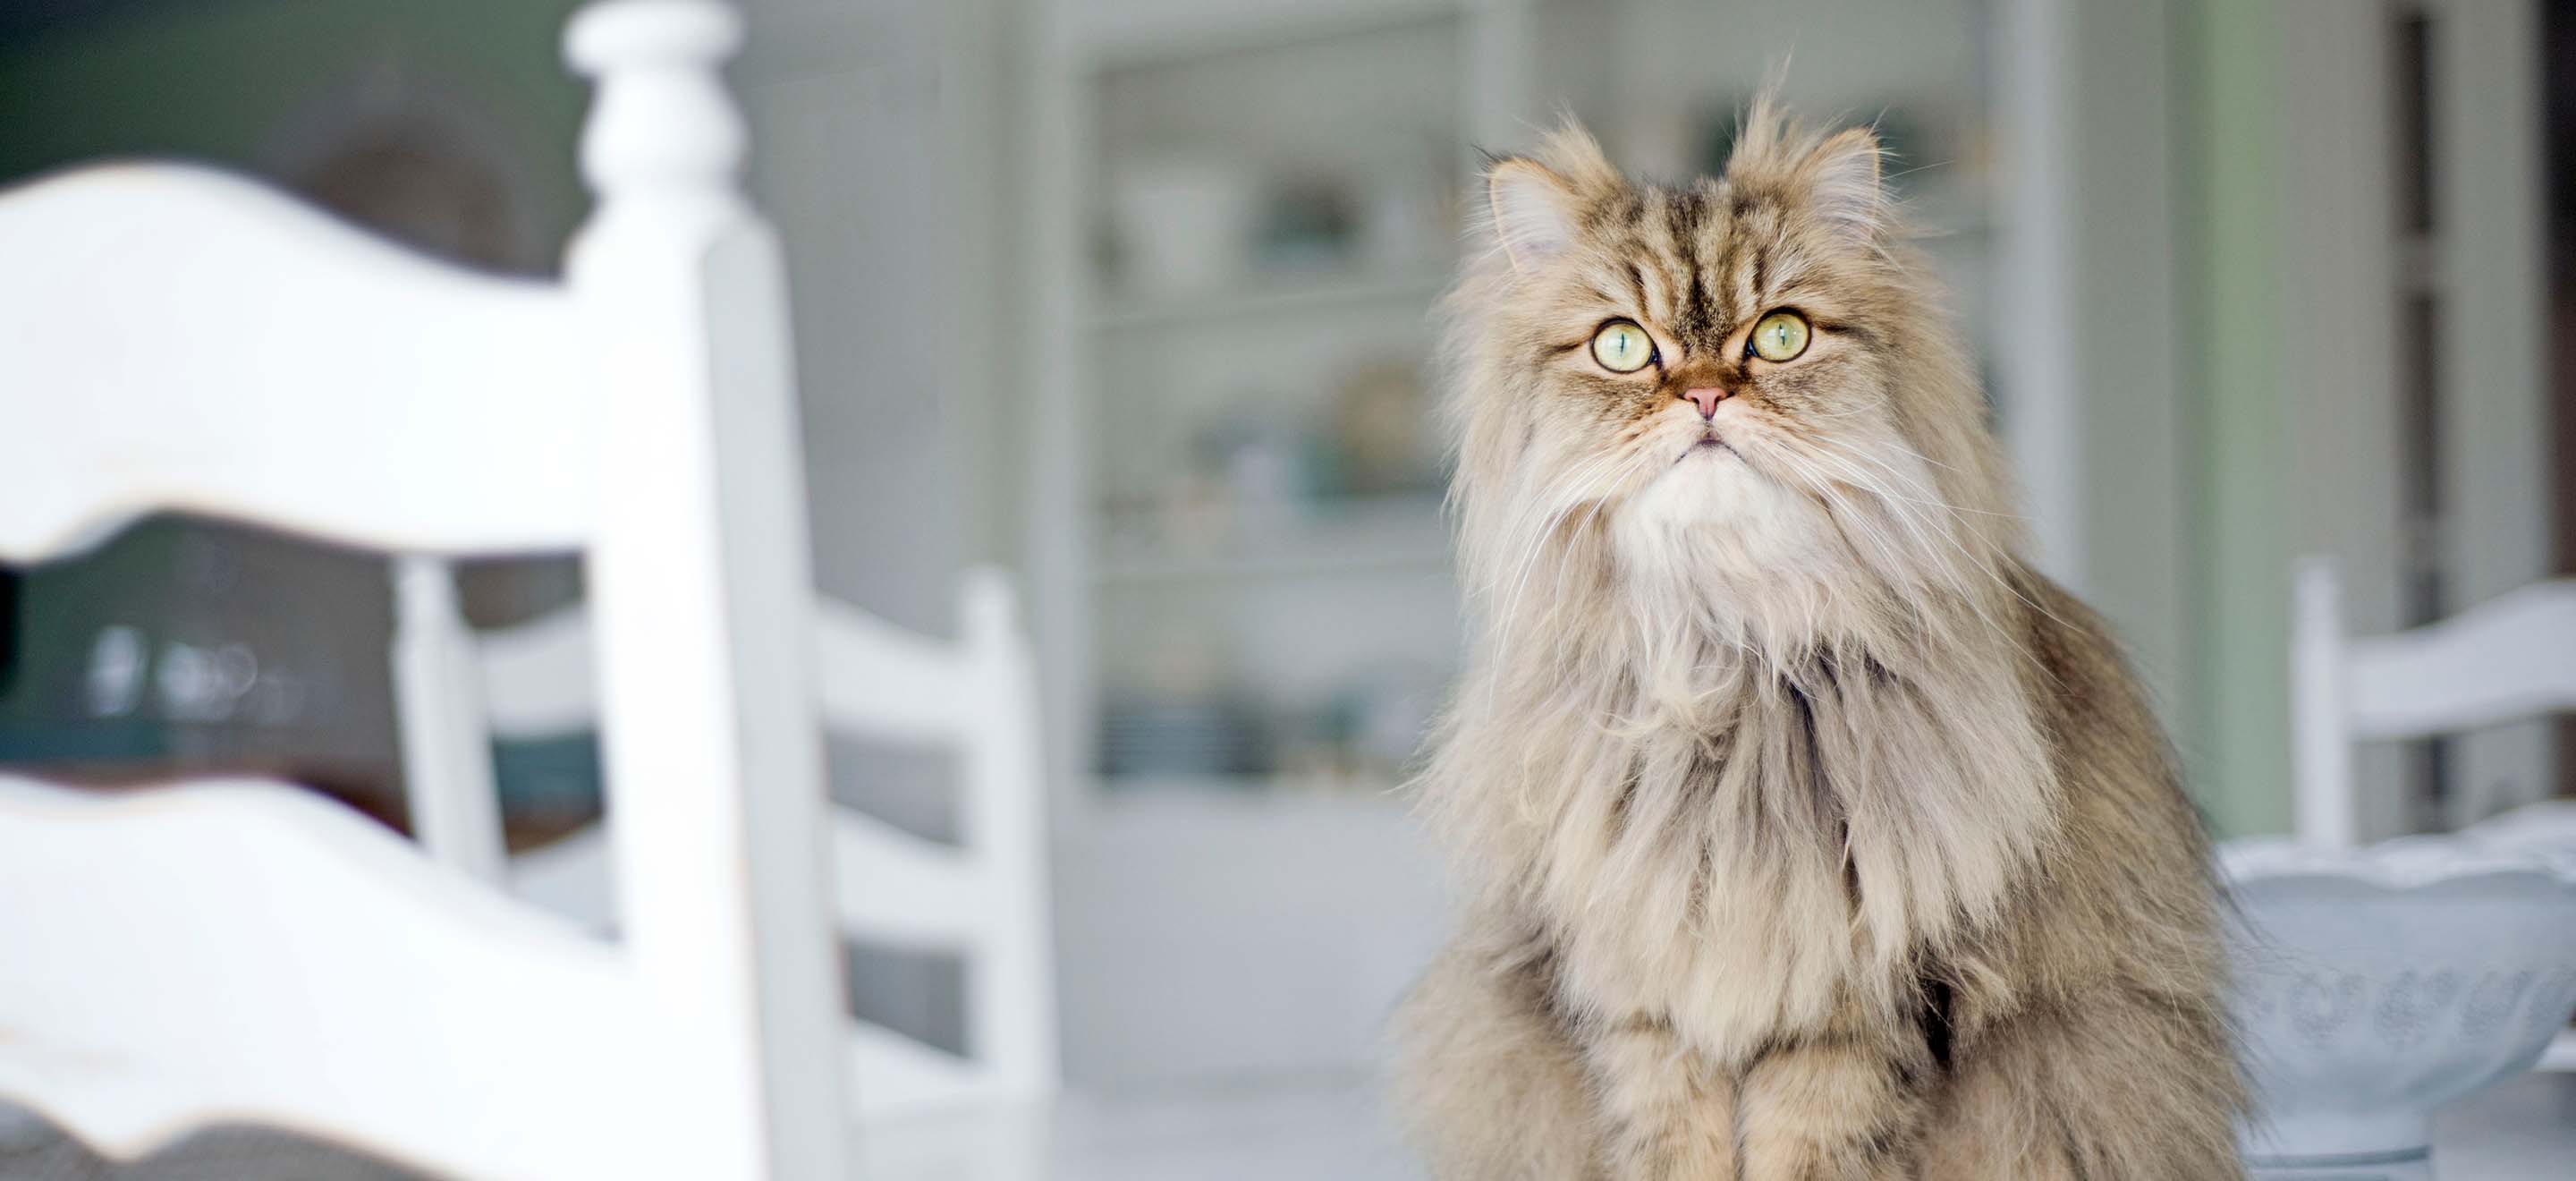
1749, 310, 1811, 362
1590, 320, 1656, 373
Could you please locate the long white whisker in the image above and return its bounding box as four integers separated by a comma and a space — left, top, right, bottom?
1760, 446, 1921, 588
1795, 442, 2074, 640
1763, 443, 2027, 655
1482, 448, 1640, 702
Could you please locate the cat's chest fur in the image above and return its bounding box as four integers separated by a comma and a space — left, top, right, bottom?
1501, 650, 2053, 1065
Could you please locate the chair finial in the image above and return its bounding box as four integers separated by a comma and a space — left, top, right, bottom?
960, 566, 1020, 640
392, 555, 462, 622
567, 0, 746, 200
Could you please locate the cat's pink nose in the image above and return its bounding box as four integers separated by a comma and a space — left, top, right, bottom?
1682, 387, 1729, 419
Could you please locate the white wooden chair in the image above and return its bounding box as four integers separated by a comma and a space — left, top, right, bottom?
0, 2, 851, 1177
2292, 557, 2576, 847
2292, 556, 2576, 1070
390, 565, 1060, 1122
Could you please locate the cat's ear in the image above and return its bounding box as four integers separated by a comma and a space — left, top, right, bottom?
1487, 157, 1582, 273
1801, 126, 1886, 242
1488, 121, 1621, 273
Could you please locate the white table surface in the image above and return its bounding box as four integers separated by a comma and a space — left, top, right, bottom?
863, 1067, 2576, 1181
4, 1067, 2568, 1178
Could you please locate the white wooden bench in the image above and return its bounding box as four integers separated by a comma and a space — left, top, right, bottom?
0, 1, 847, 1175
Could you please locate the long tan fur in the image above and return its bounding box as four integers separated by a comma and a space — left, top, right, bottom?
1391, 101, 2244, 1180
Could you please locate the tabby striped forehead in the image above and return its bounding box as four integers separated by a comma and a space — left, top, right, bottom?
1573, 182, 1821, 357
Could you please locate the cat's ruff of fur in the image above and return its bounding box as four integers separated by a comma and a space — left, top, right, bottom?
1392, 102, 2245, 1180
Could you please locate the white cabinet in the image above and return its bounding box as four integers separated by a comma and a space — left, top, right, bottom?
1026, 0, 2008, 1085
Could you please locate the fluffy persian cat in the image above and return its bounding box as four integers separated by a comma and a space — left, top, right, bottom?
1391, 102, 2244, 1180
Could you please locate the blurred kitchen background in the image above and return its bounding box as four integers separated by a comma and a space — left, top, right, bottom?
1, 0, 2571, 1104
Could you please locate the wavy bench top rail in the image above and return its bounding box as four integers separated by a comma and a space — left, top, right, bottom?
0, 772, 725, 1180
0, 164, 597, 563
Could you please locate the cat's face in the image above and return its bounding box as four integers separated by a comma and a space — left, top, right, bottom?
1452, 115, 1992, 611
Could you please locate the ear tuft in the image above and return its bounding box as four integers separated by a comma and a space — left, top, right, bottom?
1487, 158, 1580, 273
1724, 85, 1890, 246
1727, 87, 1797, 175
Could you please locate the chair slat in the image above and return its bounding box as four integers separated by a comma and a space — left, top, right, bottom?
510, 823, 621, 931
478, 604, 602, 740
0, 774, 707, 1180
2345, 581, 2576, 739
478, 599, 987, 745
846, 1024, 992, 1120
815, 598, 980, 743
836, 808, 989, 950
505, 808, 991, 953
0, 165, 597, 561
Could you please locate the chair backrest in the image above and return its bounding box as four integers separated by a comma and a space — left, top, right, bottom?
392, 565, 1060, 1119
0, 2, 848, 1177
2292, 557, 2576, 845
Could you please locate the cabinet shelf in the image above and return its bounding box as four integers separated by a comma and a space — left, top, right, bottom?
1092, 545, 1448, 585
1088, 268, 1451, 333
1091, 494, 1452, 585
